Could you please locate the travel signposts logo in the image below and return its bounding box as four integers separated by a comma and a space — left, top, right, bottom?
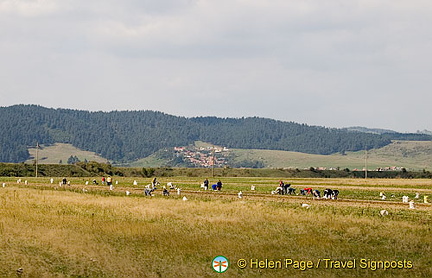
212, 256, 229, 273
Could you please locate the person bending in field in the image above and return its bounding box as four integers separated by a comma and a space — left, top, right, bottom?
279, 180, 285, 194
283, 183, 291, 195
151, 177, 159, 189
216, 180, 223, 190
332, 190, 339, 199
300, 188, 313, 195
323, 189, 333, 199
313, 189, 321, 198
272, 186, 283, 195
106, 176, 112, 186
162, 186, 170, 196
144, 188, 154, 196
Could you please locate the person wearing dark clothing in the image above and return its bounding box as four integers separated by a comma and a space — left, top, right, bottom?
144, 188, 154, 196
333, 190, 340, 199
216, 180, 223, 190
151, 177, 159, 189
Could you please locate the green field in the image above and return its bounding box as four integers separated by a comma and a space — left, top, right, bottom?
0, 177, 431, 277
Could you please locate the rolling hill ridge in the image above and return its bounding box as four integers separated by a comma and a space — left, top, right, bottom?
1, 104, 430, 164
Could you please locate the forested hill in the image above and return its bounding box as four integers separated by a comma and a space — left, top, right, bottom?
1, 105, 430, 163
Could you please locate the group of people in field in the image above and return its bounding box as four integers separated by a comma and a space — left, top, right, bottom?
144, 178, 181, 196
202, 178, 223, 191
146, 177, 224, 196
144, 177, 161, 196
273, 180, 339, 199
71, 175, 340, 200
92, 176, 113, 187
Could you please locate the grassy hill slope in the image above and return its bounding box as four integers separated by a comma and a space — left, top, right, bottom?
128, 154, 168, 168
26, 143, 109, 164
362, 140, 432, 170
230, 141, 432, 170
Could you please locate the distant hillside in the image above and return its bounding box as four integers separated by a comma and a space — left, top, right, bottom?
417, 129, 432, 135
1, 105, 430, 163
343, 126, 397, 134
229, 141, 432, 171
130, 141, 432, 171
26, 143, 108, 164
343, 127, 432, 142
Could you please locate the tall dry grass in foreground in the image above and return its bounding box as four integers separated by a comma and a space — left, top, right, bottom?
0, 186, 430, 277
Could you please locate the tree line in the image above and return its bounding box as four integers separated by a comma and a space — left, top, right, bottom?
0, 105, 430, 163
1, 162, 432, 179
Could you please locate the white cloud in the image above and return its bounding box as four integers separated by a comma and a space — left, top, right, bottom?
1, 0, 432, 132
0, 0, 61, 16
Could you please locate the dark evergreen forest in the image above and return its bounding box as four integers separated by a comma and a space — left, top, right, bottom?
1, 105, 430, 163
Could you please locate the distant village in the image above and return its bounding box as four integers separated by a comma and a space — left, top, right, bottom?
173, 145, 230, 168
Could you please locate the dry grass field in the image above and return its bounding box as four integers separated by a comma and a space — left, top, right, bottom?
0, 177, 431, 277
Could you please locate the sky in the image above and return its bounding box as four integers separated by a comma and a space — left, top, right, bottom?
1, 0, 431, 133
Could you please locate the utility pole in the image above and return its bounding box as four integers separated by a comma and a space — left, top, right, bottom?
364, 149, 368, 179
212, 145, 215, 178
35, 142, 39, 178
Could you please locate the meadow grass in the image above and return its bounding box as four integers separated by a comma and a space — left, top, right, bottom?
0, 177, 431, 277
